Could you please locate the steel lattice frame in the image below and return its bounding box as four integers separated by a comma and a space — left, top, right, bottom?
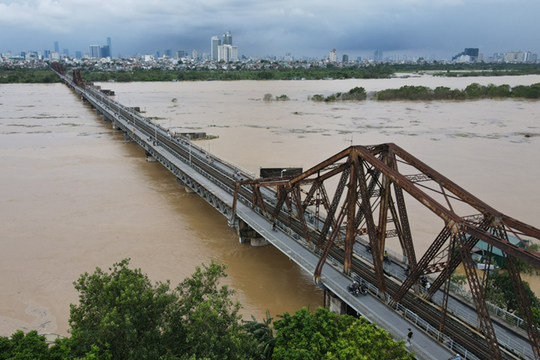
232, 143, 540, 359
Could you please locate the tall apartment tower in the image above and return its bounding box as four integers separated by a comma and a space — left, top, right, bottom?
54, 41, 59, 53
374, 49, 383, 61
223, 30, 232, 45
89, 45, 101, 58
107, 37, 112, 58
217, 45, 238, 62
211, 36, 221, 61
329, 49, 337, 62
342, 54, 349, 62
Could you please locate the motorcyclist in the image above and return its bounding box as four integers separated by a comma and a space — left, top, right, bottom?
348, 281, 360, 295
360, 281, 368, 295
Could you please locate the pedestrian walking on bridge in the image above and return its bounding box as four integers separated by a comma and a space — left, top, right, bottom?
407, 328, 413, 346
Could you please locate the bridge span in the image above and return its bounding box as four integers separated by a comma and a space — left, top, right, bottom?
52, 64, 540, 360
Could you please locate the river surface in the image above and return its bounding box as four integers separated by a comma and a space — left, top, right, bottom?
1, 75, 539, 336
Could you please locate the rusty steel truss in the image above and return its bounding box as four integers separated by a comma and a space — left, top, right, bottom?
232, 143, 540, 360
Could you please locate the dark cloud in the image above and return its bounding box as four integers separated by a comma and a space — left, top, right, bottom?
0, 0, 538, 59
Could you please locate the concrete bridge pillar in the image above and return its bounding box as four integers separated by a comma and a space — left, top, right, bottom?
325, 290, 347, 315
236, 220, 268, 246
250, 236, 269, 247
123, 133, 133, 143
145, 150, 157, 162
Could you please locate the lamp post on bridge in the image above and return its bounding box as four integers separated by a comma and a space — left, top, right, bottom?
281, 169, 287, 178
188, 135, 192, 165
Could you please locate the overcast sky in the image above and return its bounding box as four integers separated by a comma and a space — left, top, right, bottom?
1, 0, 538, 60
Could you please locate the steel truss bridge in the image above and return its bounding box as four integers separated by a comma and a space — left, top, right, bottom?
52, 63, 540, 360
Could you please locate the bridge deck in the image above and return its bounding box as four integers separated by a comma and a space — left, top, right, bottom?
56, 73, 537, 360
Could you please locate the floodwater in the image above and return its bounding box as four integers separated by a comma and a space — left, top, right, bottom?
1, 75, 539, 336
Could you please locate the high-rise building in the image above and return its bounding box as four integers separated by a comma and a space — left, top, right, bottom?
357, 56, 362, 62
155, 50, 160, 58
43, 50, 51, 59
177, 50, 188, 58
223, 30, 232, 45
89, 45, 101, 58
374, 49, 383, 61
329, 49, 337, 62
452, 48, 479, 62
342, 54, 349, 62
107, 37, 112, 58
506, 51, 515, 62
192, 49, 198, 60
211, 36, 221, 61
217, 44, 237, 62
164, 49, 172, 57
464, 48, 479, 59
54, 41, 59, 53
101, 45, 110, 58
63, 49, 69, 57
75, 51, 82, 59
516, 51, 524, 62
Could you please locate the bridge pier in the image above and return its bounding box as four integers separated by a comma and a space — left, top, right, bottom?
325, 289, 348, 315
123, 132, 133, 143
145, 150, 157, 162
235, 219, 268, 246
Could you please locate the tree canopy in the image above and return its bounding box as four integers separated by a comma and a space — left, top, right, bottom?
65, 259, 256, 360
272, 307, 414, 360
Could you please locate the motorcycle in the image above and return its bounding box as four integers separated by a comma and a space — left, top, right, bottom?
348, 282, 368, 296
347, 282, 360, 296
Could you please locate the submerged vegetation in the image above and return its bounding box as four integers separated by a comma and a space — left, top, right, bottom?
375, 83, 540, 100
310, 86, 367, 102
307, 83, 540, 102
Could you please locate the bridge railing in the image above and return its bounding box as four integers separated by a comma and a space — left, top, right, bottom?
353, 234, 537, 339
66, 74, 535, 360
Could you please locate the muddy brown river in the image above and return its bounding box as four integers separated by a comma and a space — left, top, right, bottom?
1, 75, 539, 336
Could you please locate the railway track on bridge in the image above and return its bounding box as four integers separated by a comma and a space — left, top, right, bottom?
54, 69, 537, 360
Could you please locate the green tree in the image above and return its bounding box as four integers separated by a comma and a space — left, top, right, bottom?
272, 307, 413, 360
164, 262, 256, 360
486, 271, 539, 313
67, 259, 255, 360
68, 259, 176, 359
0, 330, 51, 360
245, 310, 276, 360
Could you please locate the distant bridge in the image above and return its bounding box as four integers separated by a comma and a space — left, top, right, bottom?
52, 63, 540, 360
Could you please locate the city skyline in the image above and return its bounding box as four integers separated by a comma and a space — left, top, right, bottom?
1, 0, 539, 59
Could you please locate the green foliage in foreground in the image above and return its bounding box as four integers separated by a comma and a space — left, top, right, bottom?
0, 330, 51, 360
0, 260, 414, 360
375, 83, 540, 100
67, 259, 256, 360
0, 259, 256, 360
272, 307, 414, 360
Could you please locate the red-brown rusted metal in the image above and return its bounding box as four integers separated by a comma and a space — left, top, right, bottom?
230, 144, 540, 358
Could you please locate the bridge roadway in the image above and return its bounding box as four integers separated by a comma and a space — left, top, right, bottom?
57, 73, 533, 360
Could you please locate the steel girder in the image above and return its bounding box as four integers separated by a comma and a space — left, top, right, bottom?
230, 143, 540, 359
